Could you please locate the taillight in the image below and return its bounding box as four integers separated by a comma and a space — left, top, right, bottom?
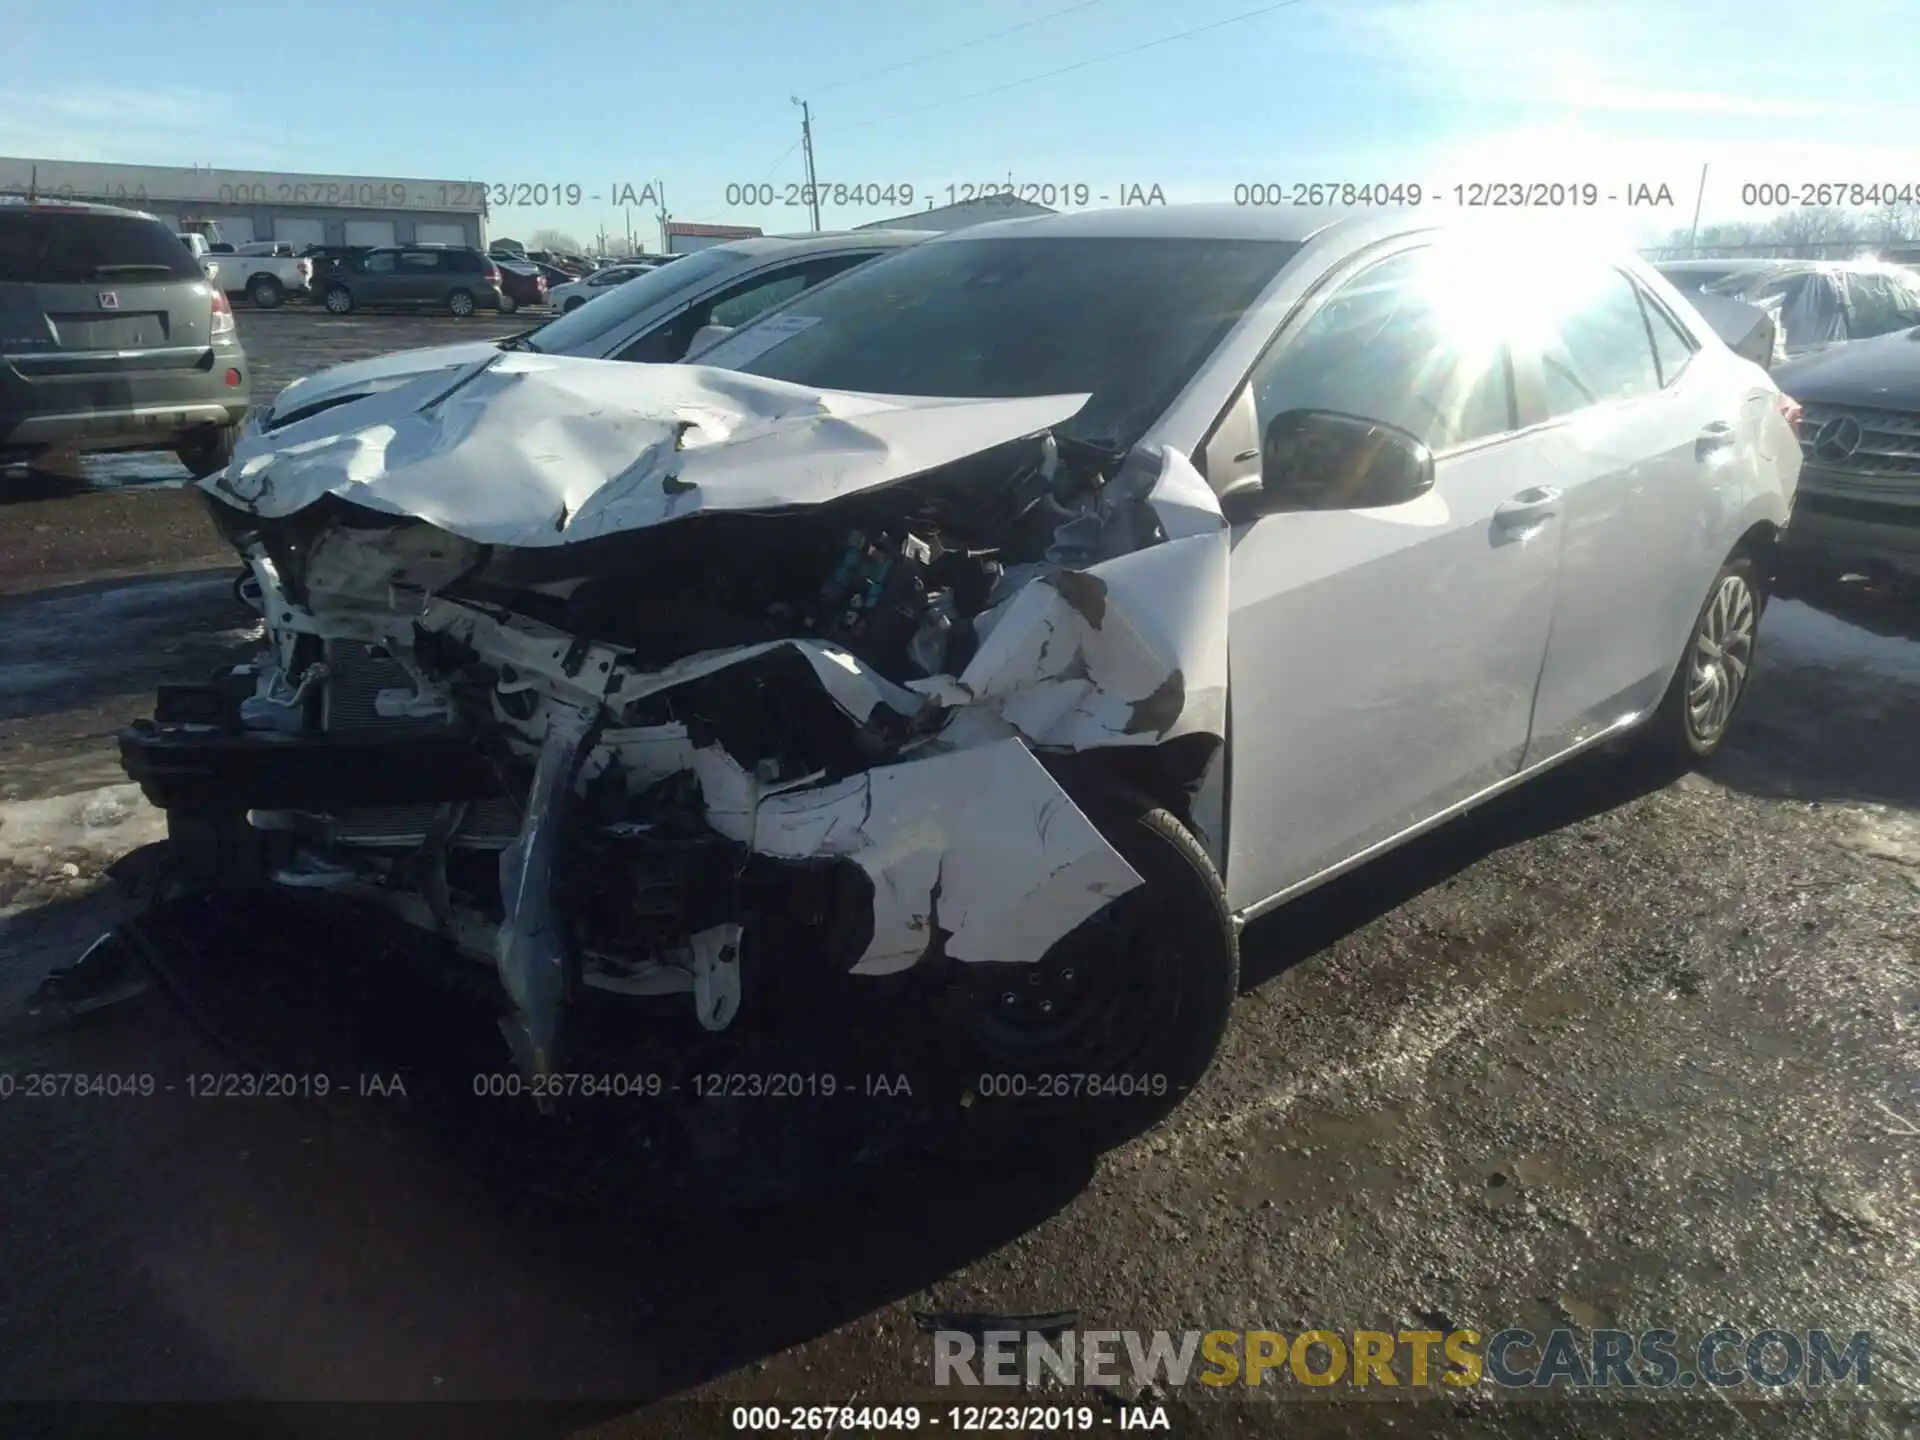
210, 287, 235, 337
536, 276, 547, 292
486, 265, 500, 283
297, 258, 313, 280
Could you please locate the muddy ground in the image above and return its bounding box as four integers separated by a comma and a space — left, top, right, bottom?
0, 307, 1916, 1438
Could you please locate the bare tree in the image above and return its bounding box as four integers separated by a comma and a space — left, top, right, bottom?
529, 227, 585, 254
1763, 206, 1862, 251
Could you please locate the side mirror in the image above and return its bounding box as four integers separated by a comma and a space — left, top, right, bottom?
1241, 409, 1435, 517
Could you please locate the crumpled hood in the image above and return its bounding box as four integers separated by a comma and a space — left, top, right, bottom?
1774, 325, 1920, 410
212, 351, 1090, 548
259, 340, 508, 426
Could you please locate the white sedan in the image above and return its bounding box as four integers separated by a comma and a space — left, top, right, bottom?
547, 263, 657, 312
132, 205, 1801, 1154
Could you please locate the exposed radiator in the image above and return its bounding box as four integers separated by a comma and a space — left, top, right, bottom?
321, 639, 447, 736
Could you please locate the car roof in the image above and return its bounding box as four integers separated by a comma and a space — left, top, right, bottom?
713, 229, 939, 259
930, 203, 1353, 244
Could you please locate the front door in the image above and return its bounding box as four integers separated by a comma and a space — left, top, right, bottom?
1220, 241, 1565, 912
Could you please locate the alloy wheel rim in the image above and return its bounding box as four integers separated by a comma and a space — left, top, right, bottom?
1686, 574, 1755, 744
451, 293, 473, 315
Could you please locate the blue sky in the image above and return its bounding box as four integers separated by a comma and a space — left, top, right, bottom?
6, 0, 1916, 246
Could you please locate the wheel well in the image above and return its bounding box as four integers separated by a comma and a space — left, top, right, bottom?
1733, 519, 1779, 577
1043, 734, 1218, 832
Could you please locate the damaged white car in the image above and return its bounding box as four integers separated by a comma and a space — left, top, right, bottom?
119, 207, 1800, 1148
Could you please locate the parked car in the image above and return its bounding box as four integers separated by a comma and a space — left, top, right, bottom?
173, 229, 222, 283
491, 254, 549, 313
125, 206, 1798, 1158
191, 240, 313, 309
317, 245, 504, 316
1654, 258, 1780, 294
1773, 327, 1920, 587
3, 200, 249, 478
549, 263, 651, 311
1699, 259, 1920, 363
249, 230, 933, 430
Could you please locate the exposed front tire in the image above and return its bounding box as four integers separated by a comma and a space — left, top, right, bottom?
448, 289, 476, 317
175, 424, 238, 480
943, 783, 1238, 1154
248, 274, 284, 309
1638, 552, 1765, 767
322, 285, 354, 315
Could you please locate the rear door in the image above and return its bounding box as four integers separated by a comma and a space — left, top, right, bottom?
611, 251, 883, 363
352, 249, 402, 303
1519, 264, 1732, 761
1, 207, 214, 434
395, 250, 445, 305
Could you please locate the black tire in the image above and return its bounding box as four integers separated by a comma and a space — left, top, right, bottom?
942, 782, 1238, 1154
1637, 551, 1766, 768
175, 424, 238, 480
499, 291, 518, 315
248, 274, 284, 309
447, 288, 476, 318
323, 284, 353, 315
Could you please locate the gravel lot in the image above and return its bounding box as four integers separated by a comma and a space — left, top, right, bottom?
0, 311, 1916, 1437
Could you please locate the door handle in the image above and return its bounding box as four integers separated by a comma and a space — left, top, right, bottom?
1493, 486, 1563, 529
1696, 420, 1737, 459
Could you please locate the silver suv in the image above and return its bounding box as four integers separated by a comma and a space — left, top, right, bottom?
0, 200, 250, 477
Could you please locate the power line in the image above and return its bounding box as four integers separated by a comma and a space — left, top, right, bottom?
814, 0, 1117, 95
844, 0, 1314, 130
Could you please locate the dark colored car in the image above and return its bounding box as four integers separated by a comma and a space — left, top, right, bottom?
1774, 327, 1920, 587
318, 245, 505, 317
490, 255, 549, 313
0, 200, 249, 477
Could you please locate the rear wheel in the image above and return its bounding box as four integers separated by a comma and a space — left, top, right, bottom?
247, 273, 284, 309
1638, 552, 1764, 766
175, 424, 238, 480
447, 289, 476, 317
498, 291, 518, 314
943, 783, 1238, 1154
323, 285, 353, 315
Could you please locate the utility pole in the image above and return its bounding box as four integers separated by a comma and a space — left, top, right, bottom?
793, 97, 820, 232
1687, 163, 1709, 253
656, 182, 670, 254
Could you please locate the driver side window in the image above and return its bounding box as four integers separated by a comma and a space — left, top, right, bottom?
1249, 246, 1515, 452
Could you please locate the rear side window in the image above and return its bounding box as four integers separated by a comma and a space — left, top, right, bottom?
0, 209, 204, 283
1639, 289, 1697, 386
1538, 269, 1662, 416
400, 251, 442, 271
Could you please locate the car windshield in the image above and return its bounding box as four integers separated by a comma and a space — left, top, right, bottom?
520, 246, 738, 353
697, 235, 1303, 449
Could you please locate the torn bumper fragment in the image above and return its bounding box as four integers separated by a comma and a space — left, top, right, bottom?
122, 354, 1229, 1081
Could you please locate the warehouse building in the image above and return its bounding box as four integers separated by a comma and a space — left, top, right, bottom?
664, 220, 763, 254
0, 156, 487, 251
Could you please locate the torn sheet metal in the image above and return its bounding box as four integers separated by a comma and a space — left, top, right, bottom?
693, 737, 1145, 975
212, 353, 1090, 549
911, 449, 1230, 751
